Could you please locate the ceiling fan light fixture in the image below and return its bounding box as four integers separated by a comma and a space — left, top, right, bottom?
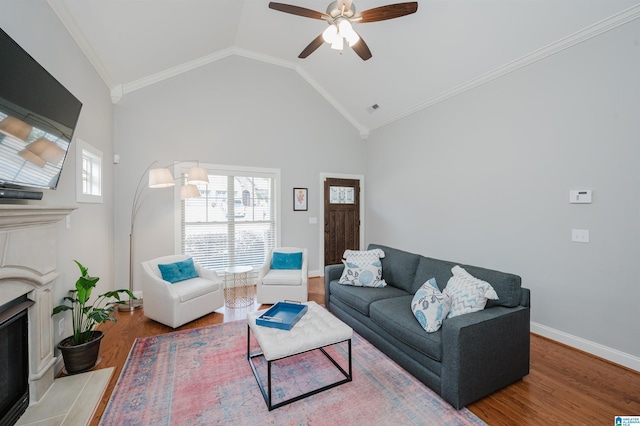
322, 24, 338, 43
331, 35, 344, 50
338, 19, 352, 35
338, 18, 359, 47
345, 29, 360, 46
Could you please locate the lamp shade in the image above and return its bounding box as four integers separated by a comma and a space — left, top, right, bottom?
186, 166, 209, 185
180, 184, 201, 199
0, 116, 33, 142
148, 168, 175, 188
18, 148, 47, 167
24, 138, 66, 164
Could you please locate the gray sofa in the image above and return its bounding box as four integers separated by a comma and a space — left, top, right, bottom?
324, 243, 530, 409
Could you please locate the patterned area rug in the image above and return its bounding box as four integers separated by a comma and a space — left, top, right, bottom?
100, 320, 485, 425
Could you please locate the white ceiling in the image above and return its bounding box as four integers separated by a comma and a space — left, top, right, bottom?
48, 0, 640, 138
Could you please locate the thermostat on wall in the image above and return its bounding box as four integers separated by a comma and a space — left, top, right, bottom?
569, 190, 592, 204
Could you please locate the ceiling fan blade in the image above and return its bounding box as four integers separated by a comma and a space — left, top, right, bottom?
298, 34, 325, 59
351, 32, 372, 61
356, 2, 418, 23
268, 2, 329, 20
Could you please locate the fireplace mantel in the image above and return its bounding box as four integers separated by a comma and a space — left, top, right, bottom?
0, 204, 76, 403
0, 205, 76, 230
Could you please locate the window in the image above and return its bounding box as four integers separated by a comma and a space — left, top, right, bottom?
76, 139, 102, 203
179, 164, 280, 281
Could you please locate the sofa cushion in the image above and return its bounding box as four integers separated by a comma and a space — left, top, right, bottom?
411, 278, 451, 332
370, 295, 443, 362
444, 266, 498, 318
411, 256, 522, 308
262, 270, 302, 286
172, 277, 221, 302
368, 244, 420, 293
157, 258, 198, 283
329, 280, 408, 316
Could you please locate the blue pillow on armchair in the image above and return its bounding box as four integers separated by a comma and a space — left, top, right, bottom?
271, 252, 303, 270
158, 258, 198, 283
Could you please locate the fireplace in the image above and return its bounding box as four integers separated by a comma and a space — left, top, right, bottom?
0, 205, 75, 424
0, 295, 33, 425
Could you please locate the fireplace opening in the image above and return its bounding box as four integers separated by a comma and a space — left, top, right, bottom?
0, 294, 33, 426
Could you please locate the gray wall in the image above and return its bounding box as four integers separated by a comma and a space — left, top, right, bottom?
365, 18, 640, 365
1, 1, 115, 352
113, 55, 365, 291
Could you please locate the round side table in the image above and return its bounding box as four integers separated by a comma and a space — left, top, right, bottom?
224, 265, 254, 308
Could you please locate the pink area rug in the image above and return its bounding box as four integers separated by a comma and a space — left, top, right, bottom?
100, 320, 485, 425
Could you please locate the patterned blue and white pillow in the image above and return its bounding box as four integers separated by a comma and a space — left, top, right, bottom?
411, 278, 451, 332
338, 249, 387, 287
444, 266, 499, 318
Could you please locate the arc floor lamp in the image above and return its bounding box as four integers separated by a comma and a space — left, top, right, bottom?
119, 161, 209, 312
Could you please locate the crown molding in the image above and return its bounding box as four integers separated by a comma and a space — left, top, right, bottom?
120, 47, 236, 96
294, 66, 369, 139
53, 1, 639, 139
370, 4, 640, 132
112, 46, 370, 137
46, 0, 114, 89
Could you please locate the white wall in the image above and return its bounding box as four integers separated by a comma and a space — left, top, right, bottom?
114, 55, 365, 291
1, 2, 115, 351
365, 18, 640, 368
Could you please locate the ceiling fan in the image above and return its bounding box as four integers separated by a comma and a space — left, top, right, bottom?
268, 0, 418, 61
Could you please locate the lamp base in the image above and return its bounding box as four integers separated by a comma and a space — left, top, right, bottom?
118, 298, 144, 312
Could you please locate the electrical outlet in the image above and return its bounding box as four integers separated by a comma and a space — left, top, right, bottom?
58, 318, 64, 336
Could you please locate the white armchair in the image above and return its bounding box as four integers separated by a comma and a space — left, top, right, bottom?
140, 255, 224, 328
256, 247, 308, 304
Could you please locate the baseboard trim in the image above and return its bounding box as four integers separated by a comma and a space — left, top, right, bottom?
531, 321, 640, 372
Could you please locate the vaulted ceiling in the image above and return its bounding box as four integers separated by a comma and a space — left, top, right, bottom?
48, 0, 640, 138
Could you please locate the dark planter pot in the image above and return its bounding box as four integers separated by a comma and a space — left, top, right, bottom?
57, 330, 104, 375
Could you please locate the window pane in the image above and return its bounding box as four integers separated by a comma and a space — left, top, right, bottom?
181, 169, 277, 280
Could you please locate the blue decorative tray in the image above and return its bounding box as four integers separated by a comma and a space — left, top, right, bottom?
256, 301, 307, 330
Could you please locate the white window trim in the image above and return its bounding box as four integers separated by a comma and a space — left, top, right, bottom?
76, 138, 103, 203
173, 162, 282, 256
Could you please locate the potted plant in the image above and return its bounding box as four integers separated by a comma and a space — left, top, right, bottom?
52, 260, 135, 374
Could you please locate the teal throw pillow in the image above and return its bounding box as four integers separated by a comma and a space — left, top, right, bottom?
271, 252, 303, 270
158, 258, 198, 283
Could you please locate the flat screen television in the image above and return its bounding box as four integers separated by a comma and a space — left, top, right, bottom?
0, 27, 82, 200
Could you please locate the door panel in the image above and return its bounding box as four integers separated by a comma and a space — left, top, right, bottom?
324, 178, 360, 266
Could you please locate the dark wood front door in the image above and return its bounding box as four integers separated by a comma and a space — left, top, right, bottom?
324, 178, 360, 266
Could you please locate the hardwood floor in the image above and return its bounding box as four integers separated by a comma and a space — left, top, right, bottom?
90, 277, 640, 425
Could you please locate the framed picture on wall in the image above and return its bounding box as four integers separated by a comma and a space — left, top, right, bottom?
293, 188, 308, 211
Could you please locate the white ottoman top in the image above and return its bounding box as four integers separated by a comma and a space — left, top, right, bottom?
248, 301, 353, 361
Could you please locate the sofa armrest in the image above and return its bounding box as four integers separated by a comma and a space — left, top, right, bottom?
324, 264, 344, 307
440, 305, 530, 409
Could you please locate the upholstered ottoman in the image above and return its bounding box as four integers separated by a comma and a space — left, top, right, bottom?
247, 301, 352, 410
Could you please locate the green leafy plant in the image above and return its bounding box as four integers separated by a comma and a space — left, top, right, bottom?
52, 260, 135, 345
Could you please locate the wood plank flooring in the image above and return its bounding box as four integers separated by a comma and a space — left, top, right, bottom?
90, 277, 640, 425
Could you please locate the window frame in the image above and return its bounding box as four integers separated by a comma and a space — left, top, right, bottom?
75, 138, 103, 203
173, 162, 281, 274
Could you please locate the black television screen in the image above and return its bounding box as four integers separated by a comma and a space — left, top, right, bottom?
0, 27, 82, 195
